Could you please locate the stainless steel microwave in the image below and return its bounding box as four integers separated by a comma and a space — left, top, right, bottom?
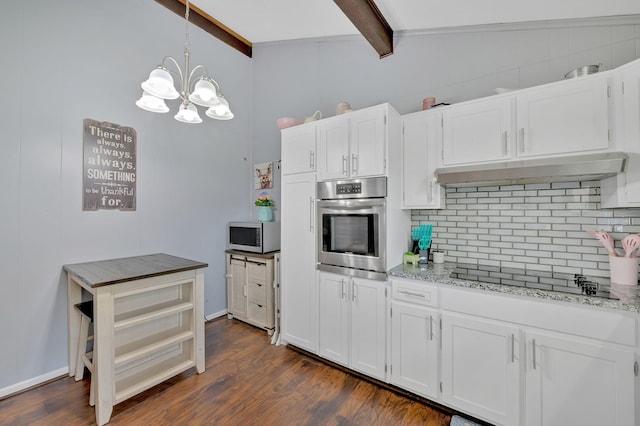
228, 222, 280, 253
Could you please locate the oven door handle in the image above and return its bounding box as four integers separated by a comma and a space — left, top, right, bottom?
317, 199, 385, 209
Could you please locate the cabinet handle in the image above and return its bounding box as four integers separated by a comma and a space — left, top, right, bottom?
502, 130, 508, 156
309, 150, 315, 169
511, 333, 515, 363
243, 285, 247, 297
399, 290, 426, 298
428, 180, 433, 204
309, 197, 313, 231
532, 338, 537, 370
352, 280, 357, 302
352, 153, 358, 175
429, 315, 433, 341
341, 279, 347, 300
518, 128, 525, 153
342, 155, 348, 175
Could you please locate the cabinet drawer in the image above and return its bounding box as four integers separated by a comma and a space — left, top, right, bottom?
391, 279, 439, 307
248, 281, 267, 303
248, 263, 268, 282
248, 301, 268, 326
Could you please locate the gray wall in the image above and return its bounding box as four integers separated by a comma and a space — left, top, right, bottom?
250, 17, 640, 281
251, 20, 640, 217
0, 0, 252, 393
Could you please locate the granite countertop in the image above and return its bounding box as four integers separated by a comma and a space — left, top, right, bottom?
388, 262, 640, 314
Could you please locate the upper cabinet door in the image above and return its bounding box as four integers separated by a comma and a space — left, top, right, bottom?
401, 111, 443, 209
442, 97, 514, 166
350, 108, 387, 178
317, 105, 388, 181
318, 116, 350, 180
281, 124, 317, 175
516, 75, 610, 158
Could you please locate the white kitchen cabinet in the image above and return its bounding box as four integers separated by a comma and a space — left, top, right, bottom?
515, 74, 610, 157
281, 123, 317, 175
441, 74, 612, 166
441, 312, 521, 426
601, 58, 640, 207
439, 284, 637, 426
226, 252, 276, 334
317, 115, 350, 180
280, 172, 318, 353
317, 105, 388, 180
318, 271, 387, 381
318, 271, 350, 365
401, 110, 444, 209
525, 331, 635, 426
442, 96, 514, 165
390, 278, 440, 399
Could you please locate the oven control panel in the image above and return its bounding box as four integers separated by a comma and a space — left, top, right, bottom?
318, 176, 387, 199
336, 182, 362, 195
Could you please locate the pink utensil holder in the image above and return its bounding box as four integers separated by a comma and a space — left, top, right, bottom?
609, 256, 639, 286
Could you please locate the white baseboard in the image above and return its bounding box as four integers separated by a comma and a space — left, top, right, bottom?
0, 366, 69, 399
205, 309, 227, 321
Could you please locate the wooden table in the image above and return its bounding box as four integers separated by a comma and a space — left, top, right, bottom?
64, 253, 208, 426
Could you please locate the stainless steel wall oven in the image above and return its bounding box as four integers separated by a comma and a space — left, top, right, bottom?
317, 177, 387, 280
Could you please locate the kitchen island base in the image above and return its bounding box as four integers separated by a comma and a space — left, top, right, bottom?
65, 254, 207, 426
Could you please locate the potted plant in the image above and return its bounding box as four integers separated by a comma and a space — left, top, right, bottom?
255, 192, 275, 222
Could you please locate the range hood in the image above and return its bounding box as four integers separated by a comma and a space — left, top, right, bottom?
435, 151, 628, 187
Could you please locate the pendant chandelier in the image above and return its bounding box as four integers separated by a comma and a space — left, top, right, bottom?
136, 0, 233, 123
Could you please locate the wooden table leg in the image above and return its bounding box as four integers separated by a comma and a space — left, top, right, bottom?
67, 275, 82, 378
195, 269, 205, 374
94, 290, 114, 426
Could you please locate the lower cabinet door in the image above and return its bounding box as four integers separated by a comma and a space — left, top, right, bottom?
350, 278, 387, 381
318, 272, 350, 366
441, 313, 521, 426
228, 257, 247, 319
525, 331, 635, 426
390, 301, 439, 399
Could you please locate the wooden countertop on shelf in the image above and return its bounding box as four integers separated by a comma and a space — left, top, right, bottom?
63, 253, 208, 288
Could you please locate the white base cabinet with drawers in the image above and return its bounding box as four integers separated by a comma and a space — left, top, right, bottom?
318, 271, 387, 381
389, 279, 440, 399
225, 251, 276, 334
389, 277, 637, 426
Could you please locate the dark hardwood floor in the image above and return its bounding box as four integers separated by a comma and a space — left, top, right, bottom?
0, 317, 452, 425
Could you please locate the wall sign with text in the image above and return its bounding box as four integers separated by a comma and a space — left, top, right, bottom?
82, 119, 137, 211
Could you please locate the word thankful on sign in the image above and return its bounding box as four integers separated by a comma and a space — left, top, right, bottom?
82, 119, 137, 211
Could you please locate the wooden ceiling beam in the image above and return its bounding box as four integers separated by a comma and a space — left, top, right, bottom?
333, 0, 393, 58
155, 0, 252, 58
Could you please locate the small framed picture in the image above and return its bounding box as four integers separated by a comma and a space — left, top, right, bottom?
255, 162, 273, 189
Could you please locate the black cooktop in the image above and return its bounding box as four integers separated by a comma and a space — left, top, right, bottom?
450, 264, 630, 300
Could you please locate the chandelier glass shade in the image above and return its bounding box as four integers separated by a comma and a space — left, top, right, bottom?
136, 0, 233, 123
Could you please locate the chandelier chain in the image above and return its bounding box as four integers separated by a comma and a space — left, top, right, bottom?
184, 0, 191, 49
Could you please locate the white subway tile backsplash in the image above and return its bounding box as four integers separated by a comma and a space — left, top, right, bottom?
412, 181, 640, 289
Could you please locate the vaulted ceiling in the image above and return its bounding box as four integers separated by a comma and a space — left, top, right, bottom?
159, 0, 640, 58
